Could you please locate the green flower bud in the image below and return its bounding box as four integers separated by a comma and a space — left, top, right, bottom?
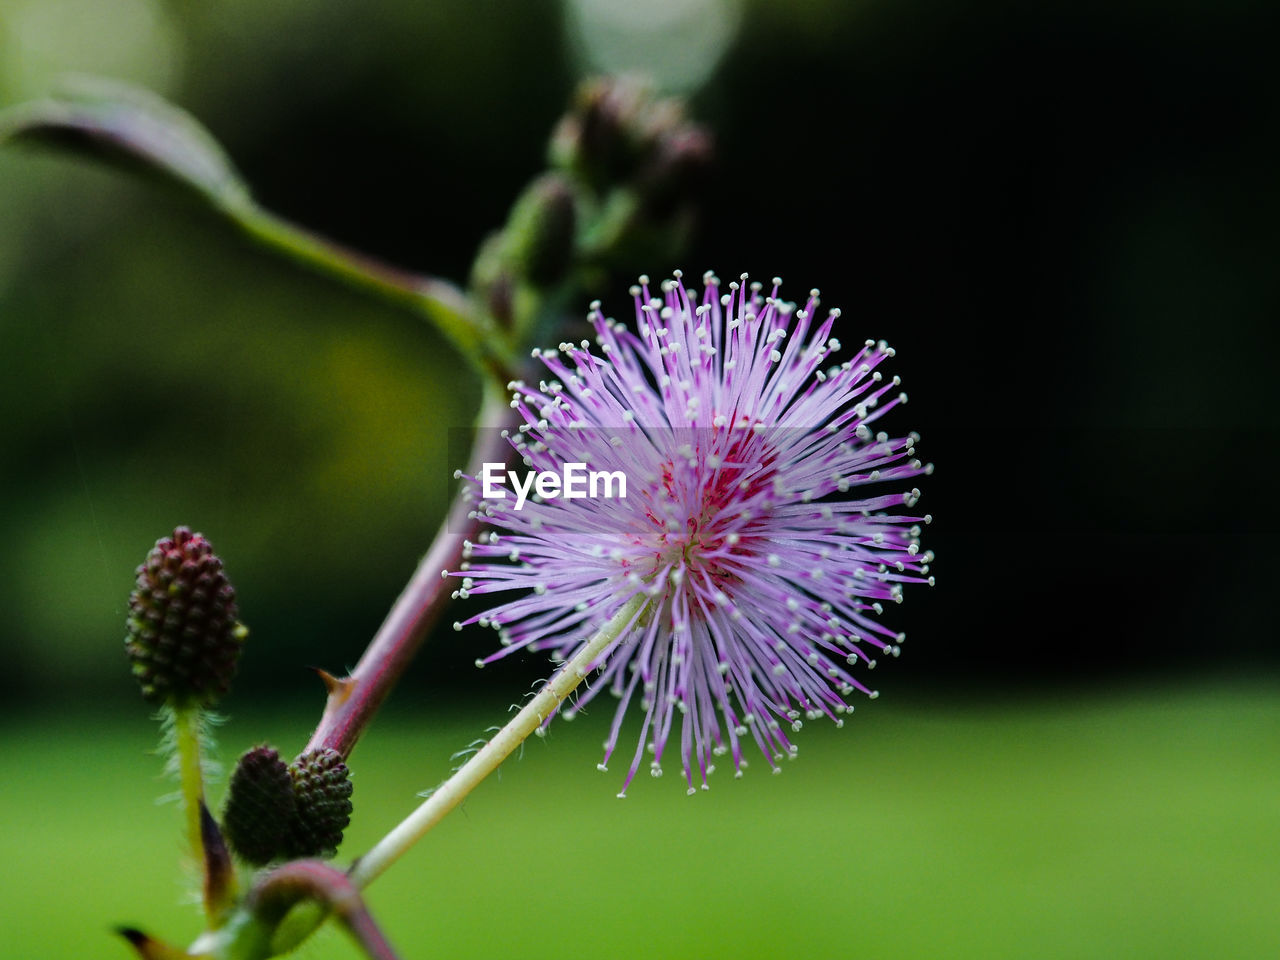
288, 748, 353, 860
506, 173, 577, 288
125, 526, 247, 708
222, 746, 296, 866
472, 173, 578, 338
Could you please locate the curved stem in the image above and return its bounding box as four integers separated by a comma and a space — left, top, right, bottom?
302, 381, 518, 760
347, 593, 647, 890
229, 204, 493, 365
246, 860, 401, 960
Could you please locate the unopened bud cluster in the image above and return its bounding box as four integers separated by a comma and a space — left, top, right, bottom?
288, 748, 354, 859
550, 76, 712, 218
125, 526, 246, 708
222, 746, 354, 866
473, 77, 712, 348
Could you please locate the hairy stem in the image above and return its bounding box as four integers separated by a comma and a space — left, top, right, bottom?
172, 707, 207, 904
348, 593, 647, 889
302, 381, 518, 760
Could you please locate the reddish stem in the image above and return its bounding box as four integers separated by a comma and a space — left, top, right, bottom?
248, 859, 399, 960
302, 385, 516, 759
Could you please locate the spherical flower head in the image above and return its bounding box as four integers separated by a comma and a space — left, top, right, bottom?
455, 272, 934, 795
125, 526, 247, 708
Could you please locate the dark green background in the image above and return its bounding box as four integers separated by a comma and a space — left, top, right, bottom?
1, 1, 1276, 957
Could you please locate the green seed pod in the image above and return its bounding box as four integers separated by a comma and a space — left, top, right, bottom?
125, 526, 247, 708
288, 748, 354, 860
222, 745, 296, 866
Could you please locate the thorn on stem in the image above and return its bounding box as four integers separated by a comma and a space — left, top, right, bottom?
311, 667, 355, 704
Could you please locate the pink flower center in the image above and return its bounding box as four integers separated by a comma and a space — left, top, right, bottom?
638, 426, 780, 603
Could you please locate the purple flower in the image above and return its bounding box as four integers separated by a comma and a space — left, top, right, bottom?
453, 272, 933, 795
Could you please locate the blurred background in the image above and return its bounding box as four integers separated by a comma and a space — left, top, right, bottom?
1, 1, 1277, 958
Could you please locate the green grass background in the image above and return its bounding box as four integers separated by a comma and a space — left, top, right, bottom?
3, 679, 1276, 959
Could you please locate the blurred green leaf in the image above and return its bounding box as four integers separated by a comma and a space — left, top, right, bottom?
0, 75, 251, 214
0, 75, 485, 376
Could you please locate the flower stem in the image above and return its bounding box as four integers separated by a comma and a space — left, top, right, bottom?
301, 381, 519, 760
172, 707, 206, 886
347, 593, 646, 890
229, 204, 491, 364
